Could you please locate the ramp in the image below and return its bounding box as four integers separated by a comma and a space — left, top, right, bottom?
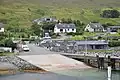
18, 54, 91, 71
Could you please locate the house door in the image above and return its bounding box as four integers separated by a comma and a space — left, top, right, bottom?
60, 29, 63, 32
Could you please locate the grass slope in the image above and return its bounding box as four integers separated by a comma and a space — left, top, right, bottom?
0, 0, 120, 28
1, 0, 120, 8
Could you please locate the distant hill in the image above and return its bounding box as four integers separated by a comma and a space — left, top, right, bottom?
0, 0, 120, 8
0, 0, 120, 28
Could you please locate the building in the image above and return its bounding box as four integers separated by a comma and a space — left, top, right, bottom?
0, 47, 12, 53
75, 40, 108, 50
0, 23, 5, 33
107, 26, 120, 34
33, 17, 58, 25
85, 22, 105, 32
54, 23, 76, 33
49, 40, 108, 53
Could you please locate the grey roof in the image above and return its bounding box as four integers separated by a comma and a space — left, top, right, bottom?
55, 23, 76, 29
0, 23, 4, 28
75, 40, 108, 45
108, 26, 120, 28
33, 17, 57, 23
89, 23, 103, 29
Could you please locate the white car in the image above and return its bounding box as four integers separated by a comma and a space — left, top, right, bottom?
22, 45, 30, 51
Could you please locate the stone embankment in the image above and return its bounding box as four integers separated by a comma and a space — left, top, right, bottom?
0, 56, 45, 74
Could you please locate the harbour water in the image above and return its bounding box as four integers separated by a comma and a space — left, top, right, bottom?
0, 68, 120, 80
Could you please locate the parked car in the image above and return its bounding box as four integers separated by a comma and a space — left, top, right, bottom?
22, 45, 30, 51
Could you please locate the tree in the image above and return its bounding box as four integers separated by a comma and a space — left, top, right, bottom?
4, 39, 16, 51
0, 36, 5, 47
42, 22, 56, 31
31, 23, 42, 36
101, 9, 120, 18
73, 20, 84, 34
102, 23, 114, 30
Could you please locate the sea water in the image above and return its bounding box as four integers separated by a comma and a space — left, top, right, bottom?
0, 68, 120, 80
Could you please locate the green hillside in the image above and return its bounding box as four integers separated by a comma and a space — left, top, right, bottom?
0, 0, 120, 28
1, 0, 120, 8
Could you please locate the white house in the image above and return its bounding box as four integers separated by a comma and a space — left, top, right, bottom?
54, 23, 76, 33
0, 23, 4, 33
85, 22, 105, 32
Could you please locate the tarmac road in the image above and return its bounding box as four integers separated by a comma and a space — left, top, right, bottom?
19, 44, 61, 55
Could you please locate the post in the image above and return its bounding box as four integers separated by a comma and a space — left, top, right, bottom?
84, 37, 87, 62
108, 56, 111, 80
96, 55, 100, 69
108, 66, 111, 80
101, 58, 104, 69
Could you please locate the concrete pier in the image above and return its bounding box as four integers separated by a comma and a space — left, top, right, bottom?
18, 54, 91, 71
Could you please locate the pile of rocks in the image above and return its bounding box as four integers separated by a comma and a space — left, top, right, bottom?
0, 56, 41, 70
0, 56, 8, 62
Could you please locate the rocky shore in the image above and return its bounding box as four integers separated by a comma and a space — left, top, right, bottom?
0, 56, 46, 75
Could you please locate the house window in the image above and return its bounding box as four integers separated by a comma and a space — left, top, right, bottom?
46, 18, 50, 21
68, 29, 69, 31
72, 29, 74, 31
60, 29, 63, 32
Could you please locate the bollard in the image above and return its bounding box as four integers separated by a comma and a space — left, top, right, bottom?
107, 66, 111, 80
96, 55, 100, 69
108, 56, 111, 66
107, 55, 111, 80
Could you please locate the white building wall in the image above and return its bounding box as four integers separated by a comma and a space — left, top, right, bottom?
0, 47, 12, 52
0, 28, 4, 32
85, 24, 94, 32
54, 28, 76, 33
54, 27, 60, 33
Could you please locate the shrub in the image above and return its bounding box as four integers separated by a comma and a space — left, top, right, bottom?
101, 9, 120, 18
67, 32, 83, 36
22, 38, 30, 41
4, 39, 16, 51
66, 32, 74, 35
108, 41, 120, 47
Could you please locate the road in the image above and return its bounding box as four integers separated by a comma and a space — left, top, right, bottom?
19, 44, 61, 55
